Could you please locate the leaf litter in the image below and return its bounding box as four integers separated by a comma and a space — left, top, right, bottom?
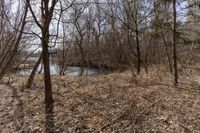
0, 66, 200, 132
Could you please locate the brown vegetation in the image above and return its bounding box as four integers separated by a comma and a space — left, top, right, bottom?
1, 0, 200, 132
0, 67, 200, 132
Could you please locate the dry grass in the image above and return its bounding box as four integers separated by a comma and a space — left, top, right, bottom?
0, 66, 200, 133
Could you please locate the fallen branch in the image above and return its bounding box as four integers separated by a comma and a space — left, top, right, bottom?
145, 118, 167, 133
101, 97, 163, 130
175, 85, 200, 93
139, 83, 200, 93
134, 97, 163, 123
123, 97, 164, 129
100, 100, 135, 130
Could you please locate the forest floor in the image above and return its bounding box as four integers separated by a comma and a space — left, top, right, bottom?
0, 66, 200, 133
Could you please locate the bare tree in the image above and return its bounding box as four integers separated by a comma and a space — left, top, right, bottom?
26, 52, 42, 88
173, 0, 178, 85
0, 0, 28, 80
71, 2, 89, 75
26, 0, 58, 103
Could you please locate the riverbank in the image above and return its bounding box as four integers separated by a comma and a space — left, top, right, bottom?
0, 66, 200, 132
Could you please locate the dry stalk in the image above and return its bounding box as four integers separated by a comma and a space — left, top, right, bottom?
135, 97, 163, 122
100, 100, 135, 130
145, 118, 167, 133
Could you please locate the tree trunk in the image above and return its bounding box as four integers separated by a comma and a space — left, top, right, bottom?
161, 28, 173, 74
26, 53, 42, 88
0, 3, 28, 80
135, 28, 141, 75
42, 31, 53, 103
173, 0, 178, 85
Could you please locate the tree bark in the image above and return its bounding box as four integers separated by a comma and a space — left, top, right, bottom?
26, 0, 58, 104
173, 0, 178, 85
0, 3, 28, 80
42, 30, 54, 103
161, 28, 173, 73
135, 27, 141, 75
26, 53, 42, 88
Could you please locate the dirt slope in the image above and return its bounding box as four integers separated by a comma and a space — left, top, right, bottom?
0, 67, 200, 133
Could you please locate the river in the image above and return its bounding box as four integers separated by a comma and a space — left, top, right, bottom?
17, 64, 100, 76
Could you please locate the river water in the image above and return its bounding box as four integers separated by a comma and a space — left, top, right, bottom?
17, 64, 99, 76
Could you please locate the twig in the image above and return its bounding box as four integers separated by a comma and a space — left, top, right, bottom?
100, 101, 135, 130
134, 97, 163, 123
177, 122, 192, 132
175, 85, 200, 93
123, 97, 164, 130
139, 83, 200, 93
145, 118, 167, 133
